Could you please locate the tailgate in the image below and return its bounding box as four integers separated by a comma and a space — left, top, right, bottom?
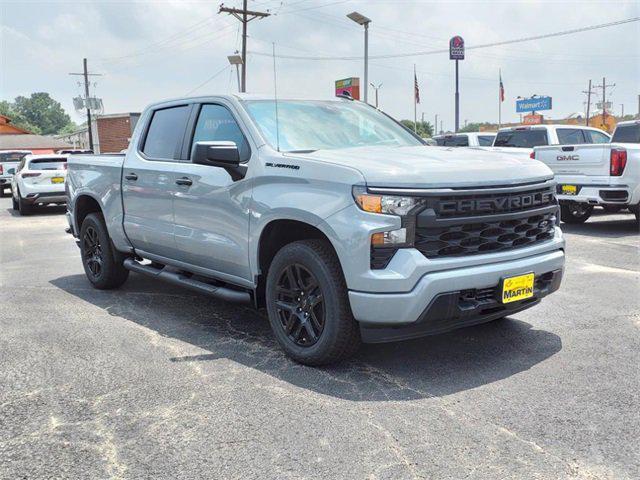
534, 144, 609, 176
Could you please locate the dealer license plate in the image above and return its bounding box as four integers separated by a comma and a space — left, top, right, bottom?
501, 273, 535, 304
51, 177, 64, 184
560, 184, 577, 195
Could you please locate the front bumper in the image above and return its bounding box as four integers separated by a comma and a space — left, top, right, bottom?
349, 248, 564, 341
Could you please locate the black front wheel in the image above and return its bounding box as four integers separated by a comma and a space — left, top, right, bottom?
266, 240, 360, 366
560, 203, 593, 224
80, 213, 129, 289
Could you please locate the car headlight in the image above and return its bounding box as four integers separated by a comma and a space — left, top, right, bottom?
352, 186, 420, 216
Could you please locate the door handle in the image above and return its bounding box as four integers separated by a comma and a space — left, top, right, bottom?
124, 173, 138, 181
175, 177, 193, 186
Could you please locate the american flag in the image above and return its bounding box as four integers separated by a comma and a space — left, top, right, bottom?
499, 72, 505, 103
414, 71, 420, 104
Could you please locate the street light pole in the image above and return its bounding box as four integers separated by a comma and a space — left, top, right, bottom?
347, 11, 372, 103
370, 82, 382, 108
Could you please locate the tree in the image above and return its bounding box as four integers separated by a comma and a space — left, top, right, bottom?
11, 93, 72, 135
459, 122, 494, 133
0, 100, 41, 134
400, 120, 434, 138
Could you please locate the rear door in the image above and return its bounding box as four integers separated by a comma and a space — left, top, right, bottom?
171, 102, 253, 283
122, 104, 191, 258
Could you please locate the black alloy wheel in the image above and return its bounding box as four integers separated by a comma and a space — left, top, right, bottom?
82, 225, 103, 279
274, 263, 325, 347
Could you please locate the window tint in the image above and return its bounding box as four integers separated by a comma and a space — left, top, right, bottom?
191, 104, 250, 161
437, 135, 468, 147
0, 152, 28, 163
29, 159, 67, 170
142, 105, 190, 160
478, 135, 495, 146
611, 124, 640, 143
584, 130, 610, 144
494, 129, 548, 148
556, 128, 586, 145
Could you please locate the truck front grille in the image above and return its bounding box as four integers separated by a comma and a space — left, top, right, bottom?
413, 183, 558, 260
414, 211, 556, 258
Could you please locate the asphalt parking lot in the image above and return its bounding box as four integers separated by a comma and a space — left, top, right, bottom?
0, 196, 638, 480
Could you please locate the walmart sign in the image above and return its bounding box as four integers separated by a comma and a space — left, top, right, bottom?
516, 96, 552, 113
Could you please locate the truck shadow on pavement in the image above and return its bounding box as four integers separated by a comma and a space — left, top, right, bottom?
51, 274, 562, 401
5, 205, 67, 217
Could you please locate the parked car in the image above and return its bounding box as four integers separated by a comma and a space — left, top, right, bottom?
490, 125, 610, 157
0, 150, 31, 196
434, 132, 496, 147
11, 154, 68, 215
533, 120, 640, 223
66, 95, 565, 365
55, 149, 94, 155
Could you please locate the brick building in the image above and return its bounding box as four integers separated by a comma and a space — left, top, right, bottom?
57, 112, 140, 153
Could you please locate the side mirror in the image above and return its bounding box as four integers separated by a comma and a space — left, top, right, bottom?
193, 141, 240, 168
192, 141, 247, 181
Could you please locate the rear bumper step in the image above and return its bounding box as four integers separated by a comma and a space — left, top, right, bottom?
123, 258, 251, 304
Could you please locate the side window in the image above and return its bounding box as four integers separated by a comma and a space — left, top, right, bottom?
585, 130, 610, 144
478, 135, 494, 146
557, 128, 586, 145
142, 105, 191, 160
191, 104, 251, 162
454, 135, 469, 147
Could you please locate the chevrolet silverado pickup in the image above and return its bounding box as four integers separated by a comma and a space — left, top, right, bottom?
533, 120, 640, 223
66, 95, 565, 365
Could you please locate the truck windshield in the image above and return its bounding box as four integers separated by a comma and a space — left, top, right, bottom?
494, 129, 548, 148
243, 100, 422, 152
612, 124, 640, 143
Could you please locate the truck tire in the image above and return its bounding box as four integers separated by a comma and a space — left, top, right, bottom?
11, 194, 18, 210
79, 213, 129, 290
560, 203, 593, 224
265, 239, 361, 366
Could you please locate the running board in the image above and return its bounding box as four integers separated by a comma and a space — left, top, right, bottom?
123, 258, 251, 304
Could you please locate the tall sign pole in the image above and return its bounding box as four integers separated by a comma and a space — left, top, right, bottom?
449, 36, 464, 132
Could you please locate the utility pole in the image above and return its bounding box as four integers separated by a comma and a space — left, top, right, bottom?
219, 1, 270, 93
69, 58, 102, 151
594, 77, 615, 130
435, 114, 438, 135
620, 104, 624, 118
582, 80, 594, 126
370, 82, 382, 108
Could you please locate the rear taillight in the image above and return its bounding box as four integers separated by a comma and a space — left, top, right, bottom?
21, 172, 41, 178
62, 163, 68, 170
530, 151, 536, 159
610, 148, 627, 176
0, 165, 3, 175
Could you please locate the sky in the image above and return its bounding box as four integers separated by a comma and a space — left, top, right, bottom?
1, 0, 639, 132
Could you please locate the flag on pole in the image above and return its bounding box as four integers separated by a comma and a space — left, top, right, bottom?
414, 69, 420, 104
499, 71, 505, 102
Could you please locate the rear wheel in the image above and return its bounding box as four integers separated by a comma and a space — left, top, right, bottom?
560, 203, 593, 224
17, 189, 32, 216
80, 213, 129, 289
11, 194, 18, 210
266, 239, 360, 366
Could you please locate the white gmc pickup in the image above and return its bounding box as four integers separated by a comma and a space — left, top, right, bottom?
533, 120, 640, 224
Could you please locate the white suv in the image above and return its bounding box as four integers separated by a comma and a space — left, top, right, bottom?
11, 154, 68, 215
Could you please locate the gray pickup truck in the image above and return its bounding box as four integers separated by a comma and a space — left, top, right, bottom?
66, 95, 565, 365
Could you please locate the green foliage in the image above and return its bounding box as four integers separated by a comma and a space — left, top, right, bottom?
400, 120, 434, 138
1, 93, 74, 135
458, 122, 495, 133
0, 100, 42, 134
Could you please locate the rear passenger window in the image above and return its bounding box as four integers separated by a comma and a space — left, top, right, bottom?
142, 105, 191, 160
478, 135, 495, 146
191, 104, 251, 161
585, 131, 610, 144
557, 129, 586, 145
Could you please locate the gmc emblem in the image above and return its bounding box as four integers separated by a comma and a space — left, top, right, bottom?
557, 155, 579, 161
438, 191, 554, 215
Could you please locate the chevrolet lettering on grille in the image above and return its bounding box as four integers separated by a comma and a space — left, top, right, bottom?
438, 191, 554, 215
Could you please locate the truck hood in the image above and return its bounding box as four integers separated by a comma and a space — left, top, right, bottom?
292, 145, 552, 188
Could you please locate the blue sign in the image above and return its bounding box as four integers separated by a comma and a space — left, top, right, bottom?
516, 96, 552, 113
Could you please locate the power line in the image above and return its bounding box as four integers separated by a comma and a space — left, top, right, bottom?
249, 16, 640, 61
186, 64, 231, 96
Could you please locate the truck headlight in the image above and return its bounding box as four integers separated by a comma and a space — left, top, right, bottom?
352, 186, 420, 216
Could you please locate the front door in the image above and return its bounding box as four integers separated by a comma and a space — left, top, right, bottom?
171, 103, 253, 283
122, 104, 191, 259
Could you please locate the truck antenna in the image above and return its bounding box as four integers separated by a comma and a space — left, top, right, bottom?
272, 42, 281, 152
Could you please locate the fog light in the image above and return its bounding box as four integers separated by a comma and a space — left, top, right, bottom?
371, 228, 407, 246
